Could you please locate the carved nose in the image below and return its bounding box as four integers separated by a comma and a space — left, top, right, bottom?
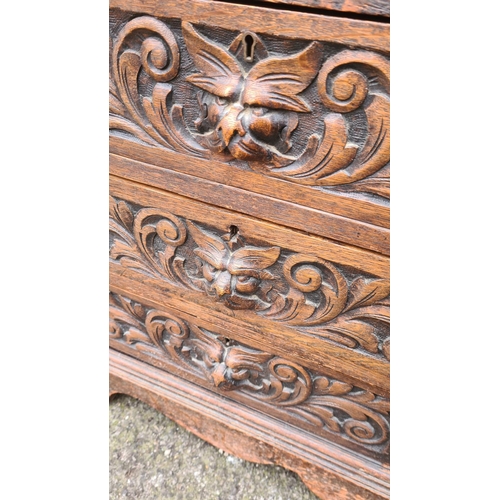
213, 270, 232, 298
211, 363, 228, 388
217, 104, 245, 146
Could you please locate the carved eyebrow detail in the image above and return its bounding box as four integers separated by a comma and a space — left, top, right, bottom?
182, 22, 243, 98
199, 49, 235, 77
254, 74, 302, 83
241, 42, 322, 112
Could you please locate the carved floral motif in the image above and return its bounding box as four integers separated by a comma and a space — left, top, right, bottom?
109, 14, 390, 199
110, 292, 389, 451
109, 197, 390, 360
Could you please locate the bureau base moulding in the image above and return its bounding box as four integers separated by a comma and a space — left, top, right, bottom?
110, 349, 389, 500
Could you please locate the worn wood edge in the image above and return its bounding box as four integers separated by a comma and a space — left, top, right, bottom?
109, 138, 389, 230
110, 268, 389, 396
109, 0, 389, 53
110, 338, 389, 455
109, 155, 389, 254
109, 175, 390, 275
238, 0, 389, 18
110, 349, 390, 499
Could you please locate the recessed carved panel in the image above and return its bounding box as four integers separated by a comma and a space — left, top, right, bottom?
109, 11, 390, 202
110, 196, 390, 361
110, 292, 390, 456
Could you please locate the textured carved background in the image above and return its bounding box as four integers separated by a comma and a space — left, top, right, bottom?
110, 291, 390, 458
109, 10, 390, 203
110, 196, 390, 361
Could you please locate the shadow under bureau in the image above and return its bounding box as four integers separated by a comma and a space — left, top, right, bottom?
109, 1, 389, 498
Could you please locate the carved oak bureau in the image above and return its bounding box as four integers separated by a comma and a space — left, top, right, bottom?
109, 1, 389, 498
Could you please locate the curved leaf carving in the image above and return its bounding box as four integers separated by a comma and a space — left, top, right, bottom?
110, 16, 206, 155
109, 198, 390, 360
262, 50, 390, 194
109, 17, 390, 198
109, 292, 390, 452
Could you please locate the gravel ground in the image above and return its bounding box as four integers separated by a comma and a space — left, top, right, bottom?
110, 394, 319, 500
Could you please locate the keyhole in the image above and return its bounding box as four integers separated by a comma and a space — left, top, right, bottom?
229, 225, 239, 239
244, 34, 255, 62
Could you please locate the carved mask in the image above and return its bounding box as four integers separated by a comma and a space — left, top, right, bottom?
187, 221, 280, 310
182, 23, 322, 165
188, 330, 273, 391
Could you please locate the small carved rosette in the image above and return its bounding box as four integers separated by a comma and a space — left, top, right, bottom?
110, 11, 390, 201
110, 197, 390, 361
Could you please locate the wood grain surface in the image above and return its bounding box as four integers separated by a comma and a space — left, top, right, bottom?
109, 0, 389, 52
224, 0, 390, 18
109, 1, 390, 498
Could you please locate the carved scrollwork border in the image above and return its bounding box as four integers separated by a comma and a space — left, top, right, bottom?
110, 292, 390, 454
110, 196, 390, 361
109, 12, 390, 201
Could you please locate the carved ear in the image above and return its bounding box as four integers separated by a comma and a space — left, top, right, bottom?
186, 221, 229, 270
182, 22, 243, 98
242, 42, 322, 112
190, 326, 225, 365
228, 246, 280, 276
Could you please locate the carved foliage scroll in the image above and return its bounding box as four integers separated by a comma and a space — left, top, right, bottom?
109, 13, 390, 200
110, 292, 390, 453
110, 197, 390, 361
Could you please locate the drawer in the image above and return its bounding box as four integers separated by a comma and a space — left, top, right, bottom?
110, 289, 390, 462
236, 0, 390, 18
109, 174, 390, 492
109, 1, 390, 246
109, 175, 389, 395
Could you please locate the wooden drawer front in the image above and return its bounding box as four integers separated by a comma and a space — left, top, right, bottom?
110, 289, 389, 462
109, 2, 390, 232
110, 176, 389, 394
233, 0, 390, 18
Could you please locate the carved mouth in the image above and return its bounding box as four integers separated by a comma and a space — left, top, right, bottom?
229, 135, 267, 160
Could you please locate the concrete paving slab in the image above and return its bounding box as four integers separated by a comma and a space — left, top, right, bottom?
110, 394, 319, 500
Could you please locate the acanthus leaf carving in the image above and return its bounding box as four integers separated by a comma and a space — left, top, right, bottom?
110, 16, 206, 155
109, 197, 389, 360
109, 292, 389, 453
261, 50, 390, 194
109, 14, 390, 200
264, 253, 348, 326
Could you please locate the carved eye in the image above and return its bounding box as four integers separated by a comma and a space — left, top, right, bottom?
235, 275, 259, 294
251, 107, 268, 117
216, 96, 228, 106
202, 262, 217, 282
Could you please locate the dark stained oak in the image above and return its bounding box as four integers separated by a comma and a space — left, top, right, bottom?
109, 1, 390, 498
110, 290, 390, 459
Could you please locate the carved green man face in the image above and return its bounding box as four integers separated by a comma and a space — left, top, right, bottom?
183, 23, 321, 165
187, 221, 280, 310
